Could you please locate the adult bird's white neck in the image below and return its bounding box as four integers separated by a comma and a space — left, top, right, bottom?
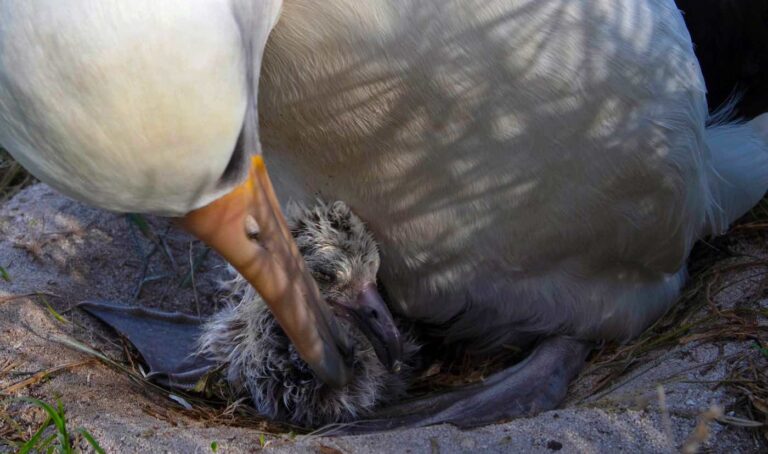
0, 0, 256, 215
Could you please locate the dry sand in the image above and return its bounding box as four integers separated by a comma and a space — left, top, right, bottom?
1, 184, 766, 453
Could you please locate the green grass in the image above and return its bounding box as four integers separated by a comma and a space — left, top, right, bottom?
2, 397, 104, 454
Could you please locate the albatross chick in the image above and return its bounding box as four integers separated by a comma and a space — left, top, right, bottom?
198, 201, 418, 427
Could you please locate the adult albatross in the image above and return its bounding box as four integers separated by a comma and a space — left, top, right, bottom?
1, 0, 767, 429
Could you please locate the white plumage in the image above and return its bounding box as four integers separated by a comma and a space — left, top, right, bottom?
258, 0, 768, 348
0, 0, 279, 215
1, 0, 767, 424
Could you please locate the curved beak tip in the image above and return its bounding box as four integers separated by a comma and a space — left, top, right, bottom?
348, 284, 404, 372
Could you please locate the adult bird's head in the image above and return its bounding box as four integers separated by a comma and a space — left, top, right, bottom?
0, 0, 401, 387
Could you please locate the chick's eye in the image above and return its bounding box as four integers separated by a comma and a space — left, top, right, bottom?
313, 269, 336, 285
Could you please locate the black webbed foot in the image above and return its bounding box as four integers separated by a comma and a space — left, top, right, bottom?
328, 336, 591, 433
79, 301, 214, 389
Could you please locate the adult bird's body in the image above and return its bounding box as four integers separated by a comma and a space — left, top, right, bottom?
1, 0, 767, 428
259, 1, 768, 426
259, 0, 768, 349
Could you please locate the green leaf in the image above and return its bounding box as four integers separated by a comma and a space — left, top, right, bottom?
126, 213, 152, 239
56, 398, 65, 417
77, 428, 106, 454
40, 296, 68, 324
19, 416, 52, 454
17, 398, 71, 454
37, 433, 57, 453
0, 265, 10, 282
210, 441, 219, 452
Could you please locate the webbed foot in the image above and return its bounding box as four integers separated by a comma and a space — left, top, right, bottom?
332, 336, 591, 433
79, 301, 214, 388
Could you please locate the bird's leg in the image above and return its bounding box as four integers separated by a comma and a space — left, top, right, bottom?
334, 336, 591, 432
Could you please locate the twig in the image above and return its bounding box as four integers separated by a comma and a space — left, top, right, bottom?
0, 359, 94, 394
0, 293, 60, 305
0, 361, 17, 379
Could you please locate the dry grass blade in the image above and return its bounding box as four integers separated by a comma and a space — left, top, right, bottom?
681, 405, 724, 454
0, 361, 17, 379
1, 360, 94, 395
717, 414, 764, 428
656, 385, 675, 449
0, 293, 61, 305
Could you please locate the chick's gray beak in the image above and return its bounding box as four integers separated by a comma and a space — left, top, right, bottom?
336, 284, 403, 372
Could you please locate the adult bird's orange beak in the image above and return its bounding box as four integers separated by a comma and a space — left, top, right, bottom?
181, 156, 353, 387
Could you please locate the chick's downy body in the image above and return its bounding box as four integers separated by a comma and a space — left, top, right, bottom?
198, 201, 418, 427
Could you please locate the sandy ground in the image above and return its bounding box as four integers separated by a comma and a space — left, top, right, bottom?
1, 183, 766, 453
